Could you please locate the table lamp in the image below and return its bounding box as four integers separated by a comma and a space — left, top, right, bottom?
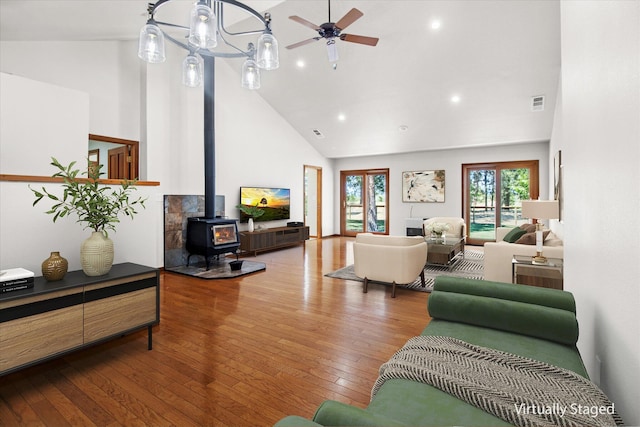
521, 200, 559, 264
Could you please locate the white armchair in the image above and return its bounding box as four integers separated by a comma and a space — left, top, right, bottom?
353, 233, 428, 298
423, 217, 466, 239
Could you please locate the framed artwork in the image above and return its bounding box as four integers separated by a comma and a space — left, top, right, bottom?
402, 170, 445, 202
554, 150, 563, 222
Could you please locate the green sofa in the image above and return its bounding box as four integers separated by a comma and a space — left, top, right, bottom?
275, 276, 589, 426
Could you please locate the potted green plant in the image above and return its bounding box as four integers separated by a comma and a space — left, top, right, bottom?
30, 157, 146, 276
235, 203, 264, 232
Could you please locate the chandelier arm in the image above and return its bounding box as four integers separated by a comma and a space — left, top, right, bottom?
162, 30, 249, 59
217, 0, 267, 26
146, 0, 172, 17
216, 2, 270, 38
216, 31, 252, 58
160, 31, 190, 52
152, 20, 189, 31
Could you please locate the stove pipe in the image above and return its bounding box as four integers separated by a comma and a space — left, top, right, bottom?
203, 56, 215, 218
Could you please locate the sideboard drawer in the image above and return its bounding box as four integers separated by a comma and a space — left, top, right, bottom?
84, 287, 157, 343
0, 305, 83, 372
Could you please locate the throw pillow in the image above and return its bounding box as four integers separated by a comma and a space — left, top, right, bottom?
519, 223, 537, 233
503, 227, 527, 243
515, 232, 536, 245
544, 231, 563, 247
515, 230, 551, 245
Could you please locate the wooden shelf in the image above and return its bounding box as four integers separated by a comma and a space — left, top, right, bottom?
239, 226, 310, 256
0, 263, 159, 375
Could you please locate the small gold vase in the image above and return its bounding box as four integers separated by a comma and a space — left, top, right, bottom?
42, 251, 68, 281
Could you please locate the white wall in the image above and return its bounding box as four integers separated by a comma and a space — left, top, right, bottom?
558, 1, 640, 424
0, 74, 89, 175
333, 142, 550, 236
0, 41, 140, 141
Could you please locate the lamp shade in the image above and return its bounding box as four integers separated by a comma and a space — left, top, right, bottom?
256, 32, 279, 70
521, 200, 559, 220
182, 54, 203, 87
138, 23, 166, 63
241, 58, 261, 89
188, 2, 217, 49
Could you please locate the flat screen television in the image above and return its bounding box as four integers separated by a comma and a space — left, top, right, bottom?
238, 187, 290, 222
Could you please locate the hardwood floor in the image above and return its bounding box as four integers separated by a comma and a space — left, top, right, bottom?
0, 237, 432, 426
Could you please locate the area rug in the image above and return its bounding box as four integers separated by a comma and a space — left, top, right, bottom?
166, 259, 266, 279
325, 249, 483, 293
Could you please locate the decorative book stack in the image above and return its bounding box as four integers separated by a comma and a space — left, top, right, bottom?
1, 268, 35, 293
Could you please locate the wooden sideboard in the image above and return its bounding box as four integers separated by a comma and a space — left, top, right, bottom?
239, 225, 310, 256
0, 263, 159, 376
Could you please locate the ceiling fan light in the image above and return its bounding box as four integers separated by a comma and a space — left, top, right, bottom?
188, 2, 217, 49
241, 58, 261, 90
138, 23, 166, 63
182, 54, 203, 87
256, 32, 279, 70
326, 39, 339, 63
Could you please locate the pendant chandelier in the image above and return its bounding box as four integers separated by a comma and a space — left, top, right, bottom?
138, 0, 279, 89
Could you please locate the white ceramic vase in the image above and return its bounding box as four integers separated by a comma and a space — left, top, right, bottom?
80, 231, 114, 276
248, 218, 255, 232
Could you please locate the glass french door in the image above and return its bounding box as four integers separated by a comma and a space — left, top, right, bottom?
463, 161, 539, 245
340, 169, 389, 237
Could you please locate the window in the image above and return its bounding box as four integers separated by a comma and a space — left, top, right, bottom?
462, 161, 539, 245
340, 169, 389, 236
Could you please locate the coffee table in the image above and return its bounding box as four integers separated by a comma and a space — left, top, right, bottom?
425, 236, 465, 271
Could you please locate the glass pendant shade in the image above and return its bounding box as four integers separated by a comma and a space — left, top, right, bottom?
188, 3, 217, 49
182, 54, 203, 87
138, 23, 166, 63
326, 39, 339, 63
256, 32, 279, 70
241, 58, 261, 89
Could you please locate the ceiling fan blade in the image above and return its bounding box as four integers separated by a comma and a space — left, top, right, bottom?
340, 34, 379, 46
335, 8, 363, 30
285, 38, 320, 50
289, 15, 321, 31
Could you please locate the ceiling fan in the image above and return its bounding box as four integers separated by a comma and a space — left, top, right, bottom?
286, 0, 379, 63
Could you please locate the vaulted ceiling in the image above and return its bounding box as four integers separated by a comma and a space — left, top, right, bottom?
0, 0, 560, 158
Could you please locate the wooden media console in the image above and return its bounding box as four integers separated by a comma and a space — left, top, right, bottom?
239, 225, 310, 256
0, 263, 159, 376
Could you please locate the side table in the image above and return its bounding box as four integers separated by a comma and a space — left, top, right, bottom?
512, 255, 563, 290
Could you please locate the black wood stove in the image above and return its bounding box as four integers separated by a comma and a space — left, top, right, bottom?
186, 218, 240, 269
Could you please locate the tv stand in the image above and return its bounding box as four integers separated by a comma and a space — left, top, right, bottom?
239, 225, 310, 256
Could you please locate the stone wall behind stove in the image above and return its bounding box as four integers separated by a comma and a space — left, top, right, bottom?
163, 195, 226, 268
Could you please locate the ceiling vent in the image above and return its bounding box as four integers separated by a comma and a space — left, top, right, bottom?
531, 95, 545, 112
312, 129, 325, 139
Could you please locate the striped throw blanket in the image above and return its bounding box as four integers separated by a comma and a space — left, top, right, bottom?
372, 336, 624, 427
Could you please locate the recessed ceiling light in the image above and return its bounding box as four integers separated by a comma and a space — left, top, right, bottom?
338, 113, 346, 121
296, 59, 305, 68
430, 19, 442, 30
398, 125, 409, 132
451, 95, 461, 103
